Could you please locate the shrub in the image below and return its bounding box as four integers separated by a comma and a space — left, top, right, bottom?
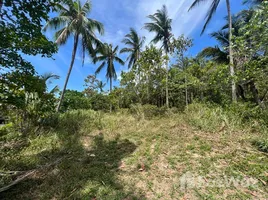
58, 109, 103, 133
129, 104, 144, 120
41, 109, 103, 134
0, 123, 14, 137
226, 102, 268, 133
142, 104, 160, 119
129, 104, 168, 120
186, 103, 228, 132
186, 102, 268, 133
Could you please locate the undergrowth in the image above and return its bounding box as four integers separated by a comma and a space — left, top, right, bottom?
0, 103, 267, 199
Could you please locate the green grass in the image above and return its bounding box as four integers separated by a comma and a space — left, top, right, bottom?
0, 107, 268, 199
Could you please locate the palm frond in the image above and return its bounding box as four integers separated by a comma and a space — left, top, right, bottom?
81, 0, 92, 14
41, 73, 60, 83
43, 16, 71, 31
198, 46, 228, 64
86, 18, 104, 35
93, 55, 107, 64
120, 48, 133, 54
122, 38, 135, 46
128, 55, 135, 69
95, 61, 106, 75
201, 0, 221, 34
144, 22, 163, 33
113, 45, 119, 54
210, 30, 229, 47
243, 0, 264, 5
114, 56, 125, 66
50, 85, 60, 94
54, 27, 71, 45
188, 0, 209, 11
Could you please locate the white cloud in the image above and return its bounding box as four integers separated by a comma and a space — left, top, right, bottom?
135, 0, 212, 45
91, 0, 214, 47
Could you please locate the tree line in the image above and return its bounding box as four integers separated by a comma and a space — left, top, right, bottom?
0, 0, 267, 129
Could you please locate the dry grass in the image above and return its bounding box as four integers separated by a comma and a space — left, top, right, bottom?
0, 110, 268, 199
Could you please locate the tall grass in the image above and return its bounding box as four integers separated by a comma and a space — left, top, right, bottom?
41, 109, 104, 134
185, 102, 268, 134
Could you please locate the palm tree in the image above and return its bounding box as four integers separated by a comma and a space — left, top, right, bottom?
44, 0, 104, 112
189, 0, 237, 102
97, 81, 106, 93
120, 28, 145, 69
94, 43, 124, 112
144, 5, 172, 108
40, 73, 60, 94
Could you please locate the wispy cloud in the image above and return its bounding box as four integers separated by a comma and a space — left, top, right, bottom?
135, 0, 212, 45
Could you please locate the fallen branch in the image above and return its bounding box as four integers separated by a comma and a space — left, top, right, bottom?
0, 157, 65, 193
0, 170, 36, 193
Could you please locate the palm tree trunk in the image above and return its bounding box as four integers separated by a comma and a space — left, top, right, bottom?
166, 52, 169, 108
56, 33, 79, 112
110, 78, 112, 113
226, 0, 237, 102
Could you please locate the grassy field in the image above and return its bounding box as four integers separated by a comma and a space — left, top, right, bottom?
0, 107, 268, 199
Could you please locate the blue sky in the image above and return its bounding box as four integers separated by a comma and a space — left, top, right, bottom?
26, 0, 246, 92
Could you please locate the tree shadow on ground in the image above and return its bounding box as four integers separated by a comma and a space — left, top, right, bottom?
0, 129, 146, 199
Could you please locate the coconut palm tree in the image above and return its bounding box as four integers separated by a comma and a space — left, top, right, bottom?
94, 43, 124, 112
188, 0, 237, 102
44, 0, 104, 112
120, 28, 145, 69
40, 73, 60, 94
144, 5, 172, 108
97, 81, 106, 93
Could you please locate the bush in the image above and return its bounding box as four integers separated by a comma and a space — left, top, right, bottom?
41, 109, 103, 134
129, 104, 144, 120
186, 103, 229, 132
142, 104, 160, 119
0, 123, 14, 137
59, 109, 103, 133
226, 103, 268, 132
129, 104, 168, 120
186, 102, 268, 133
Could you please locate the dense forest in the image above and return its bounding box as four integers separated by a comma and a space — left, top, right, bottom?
0, 0, 268, 199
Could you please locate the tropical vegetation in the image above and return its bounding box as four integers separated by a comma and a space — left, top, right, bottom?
0, 0, 267, 199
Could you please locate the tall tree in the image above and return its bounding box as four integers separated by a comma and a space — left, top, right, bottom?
120, 28, 145, 69
0, 0, 57, 73
189, 0, 237, 102
144, 5, 173, 108
44, 0, 104, 112
94, 43, 124, 112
